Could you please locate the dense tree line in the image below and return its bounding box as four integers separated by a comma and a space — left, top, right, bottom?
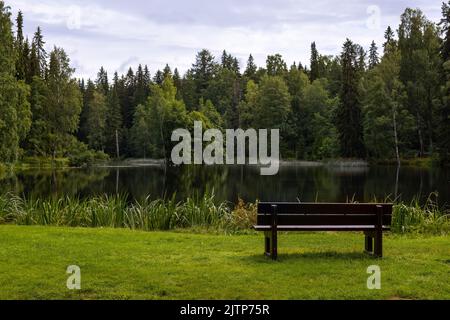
0, 1, 449, 166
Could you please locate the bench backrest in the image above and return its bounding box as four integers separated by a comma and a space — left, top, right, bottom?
257, 203, 393, 226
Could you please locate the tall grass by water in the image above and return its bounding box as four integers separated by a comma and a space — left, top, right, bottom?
0, 193, 448, 235
391, 193, 450, 234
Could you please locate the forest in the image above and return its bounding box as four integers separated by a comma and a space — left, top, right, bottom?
1, 0, 449, 167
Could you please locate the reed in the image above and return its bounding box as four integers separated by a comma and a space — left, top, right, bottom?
0, 193, 448, 234
391, 193, 450, 235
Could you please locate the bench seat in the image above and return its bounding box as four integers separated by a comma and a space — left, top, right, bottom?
254, 225, 391, 232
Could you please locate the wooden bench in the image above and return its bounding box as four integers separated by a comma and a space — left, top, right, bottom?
254, 202, 393, 260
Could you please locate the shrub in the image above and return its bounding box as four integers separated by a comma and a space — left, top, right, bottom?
228, 198, 257, 230
67, 140, 109, 167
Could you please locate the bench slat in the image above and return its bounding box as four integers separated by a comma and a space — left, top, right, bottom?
257, 214, 392, 226
254, 225, 391, 232
258, 203, 393, 215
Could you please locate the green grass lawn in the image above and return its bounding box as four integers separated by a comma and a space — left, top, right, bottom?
0, 225, 449, 300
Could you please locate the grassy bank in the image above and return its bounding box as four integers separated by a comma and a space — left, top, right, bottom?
0, 193, 448, 235
371, 157, 438, 168
0, 226, 448, 300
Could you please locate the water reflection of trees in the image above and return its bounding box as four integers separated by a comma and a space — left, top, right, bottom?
0, 168, 110, 198
1, 165, 448, 206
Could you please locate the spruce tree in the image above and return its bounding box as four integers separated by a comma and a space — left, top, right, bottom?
96, 66, 109, 96
121, 68, 135, 130
0, 1, 31, 163
153, 70, 164, 85
336, 39, 366, 158
45, 47, 82, 158
368, 41, 379, 69
192, 49, 216, 100
78, 79, 95, 143
310, 42, 320, 82
173, 68, 181, 93
244, 54, 257, 81
31, 27, 47, 78
163, 64, 172, 79
383, 26, 396, 52
105, 80, 123, 158
14, 11, 26, 80
438, 1, 450, 164
398, 8, 441, 156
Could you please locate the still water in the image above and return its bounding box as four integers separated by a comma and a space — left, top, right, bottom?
1, 163, 449, 205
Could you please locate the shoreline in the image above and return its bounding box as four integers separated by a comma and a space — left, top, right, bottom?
0, 156, 443, 171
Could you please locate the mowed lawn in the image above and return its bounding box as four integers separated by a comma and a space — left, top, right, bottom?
0, 226, 449, 300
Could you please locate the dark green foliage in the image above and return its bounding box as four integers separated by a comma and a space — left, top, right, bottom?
384, 26, 396, 52
104, 86, 123, 158
368, 41, 379, 69
439, 2, 450, 164
96, 66, 109, 96
244, 54, 257, 81
310, 42, 319, 82
336, 39, 366, 158
398, 8, 441, 157
0, 2, 31, 163
266, 54, 287, 77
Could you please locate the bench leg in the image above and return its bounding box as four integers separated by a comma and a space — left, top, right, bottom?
374, 231, 383, 258
264, 230, 278, 260
271, 228, 278, 260
364, 234, 373, 254
264, 231, 271, 256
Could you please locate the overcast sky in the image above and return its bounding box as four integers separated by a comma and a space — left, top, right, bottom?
5, 0, 443, 80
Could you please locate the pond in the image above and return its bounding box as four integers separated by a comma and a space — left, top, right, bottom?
1, 162, 449, 206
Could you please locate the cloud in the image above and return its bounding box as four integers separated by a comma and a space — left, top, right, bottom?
5, 0, 443, 80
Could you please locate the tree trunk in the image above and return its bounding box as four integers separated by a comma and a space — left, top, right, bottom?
115, 130, 120, 159
416, 111, 424, 157
393, 107, 401, 167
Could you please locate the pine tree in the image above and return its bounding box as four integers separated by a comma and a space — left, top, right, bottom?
153, 70, 164, 85
441, 2, 450, 61
96, 66, 109, 96
221, 50, 239, 74
0, 1, 31, 163
398, 8, 441, 156
14, 11, 27, 80
144, 65, 151, 83
336, 39, 366, 158
78, 79, 95, 143
192, 49, 216, 100
438, 1, 450, 164
356, 45, 367, 72
121, 68, 135, 130
163, 64, 172, 79
22, 38, 32, 83
310, 42, 320, 82
244, 54, 257, 81
134, 64, 150, 107
45, 47, 82, 158
105, 84, 123, 158
368, 41, 379, 69
383, 26, 396, 53
173, 68, 181, 93
85, 90, 108, 151
31, 27, 47, 78
180, 70, 197, 110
